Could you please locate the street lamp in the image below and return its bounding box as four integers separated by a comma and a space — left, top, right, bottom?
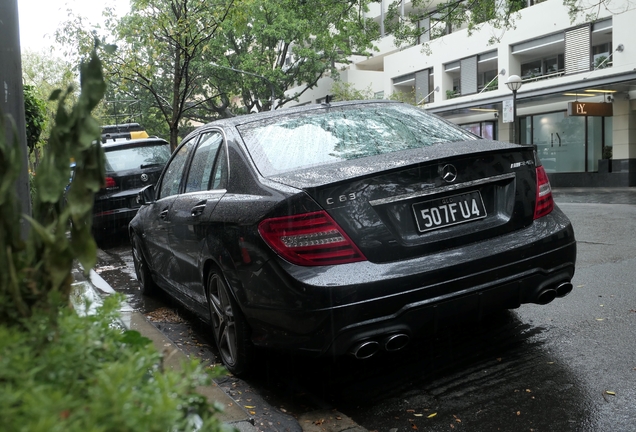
506, 75, 523, 144
210, 62, 277, 111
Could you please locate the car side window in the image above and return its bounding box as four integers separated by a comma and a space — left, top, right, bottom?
158, 139, 196, 199
185, 131, 223, 193
211, 145, 227, 190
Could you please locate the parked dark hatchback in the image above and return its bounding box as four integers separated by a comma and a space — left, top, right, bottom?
129, 101, 576, 375
93, 136, 171, 241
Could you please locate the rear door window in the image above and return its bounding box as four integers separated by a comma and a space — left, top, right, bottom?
184, 132, 223, 193
158, 139, 197, 199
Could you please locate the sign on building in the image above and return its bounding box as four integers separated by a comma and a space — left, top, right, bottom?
567, 102, 613, 117
502, 99, 514, 123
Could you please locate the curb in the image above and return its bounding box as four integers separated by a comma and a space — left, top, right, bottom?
71, 266, 258, 431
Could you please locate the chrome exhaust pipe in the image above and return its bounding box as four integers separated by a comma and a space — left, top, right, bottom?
555, 282, 573, 298
535, 288, 557, 305
383, 333, 410, 352
349, 340, 380, 359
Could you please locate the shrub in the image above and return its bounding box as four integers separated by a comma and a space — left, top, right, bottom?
0, 45, 225, 432
0, 296, 225, 432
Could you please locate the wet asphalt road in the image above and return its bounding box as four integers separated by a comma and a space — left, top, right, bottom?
95, 188, 636, 431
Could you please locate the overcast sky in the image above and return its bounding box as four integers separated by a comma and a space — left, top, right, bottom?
17, 0, 130, 52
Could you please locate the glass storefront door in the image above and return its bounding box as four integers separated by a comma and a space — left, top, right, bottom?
533, 112, 585, 172
520, 111, 609, 173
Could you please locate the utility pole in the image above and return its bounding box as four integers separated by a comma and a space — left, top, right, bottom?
0, 0, 32, 236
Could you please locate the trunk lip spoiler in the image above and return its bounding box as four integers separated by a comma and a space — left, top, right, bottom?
368, 172, 516, 207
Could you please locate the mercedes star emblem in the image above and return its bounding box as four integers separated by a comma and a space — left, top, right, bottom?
440, 164, 458, 183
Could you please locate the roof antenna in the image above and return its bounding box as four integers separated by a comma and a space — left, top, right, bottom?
323, 94, 332, 105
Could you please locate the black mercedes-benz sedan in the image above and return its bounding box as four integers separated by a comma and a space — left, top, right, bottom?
129, 100, 576, 375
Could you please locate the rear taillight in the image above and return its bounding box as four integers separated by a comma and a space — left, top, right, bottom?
534, 165, 554, 219
258, 211, 366, 266
103, 177, 117, 189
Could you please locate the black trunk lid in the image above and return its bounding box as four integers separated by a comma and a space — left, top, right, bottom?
269, 141, 538, 263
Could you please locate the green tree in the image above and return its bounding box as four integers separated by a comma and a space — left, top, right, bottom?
330, 81, 375, 101
55, 0, 379, 138
21, 50, 78, 168
22, 85, 46, 168
192, 0, 378, 118
103, 0, 236, 150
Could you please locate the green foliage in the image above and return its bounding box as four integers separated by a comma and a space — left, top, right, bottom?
485, 77, 498, 91
0, 47, 107, 326
23, 85, 47, 155
2, 47, 225, 432
201, 0, 378, 113
0, 295, 224, 432
22, 51, 79, 170
55, 0, 379, 146
388, 88, 416, 105
330, 81, 375, 102
96, 0, 235, 150
446, 89, 459, 99
594, 55, 609, 69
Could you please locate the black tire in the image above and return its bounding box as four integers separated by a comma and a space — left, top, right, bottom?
206, 272, 253, 376
131, 231, 157, 295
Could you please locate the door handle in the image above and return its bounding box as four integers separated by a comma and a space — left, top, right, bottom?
159, 209, 168, 220
191, 201, 207, 217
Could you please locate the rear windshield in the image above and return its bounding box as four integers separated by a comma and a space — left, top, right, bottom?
104, 143, 171, 172
237, 104, 477, 176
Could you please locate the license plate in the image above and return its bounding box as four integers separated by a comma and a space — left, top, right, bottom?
412, 191, 487, 233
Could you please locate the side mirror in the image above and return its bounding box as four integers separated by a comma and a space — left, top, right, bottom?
137, 184, 156, 205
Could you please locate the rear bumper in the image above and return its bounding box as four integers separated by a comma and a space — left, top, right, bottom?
239, 206, 576, 356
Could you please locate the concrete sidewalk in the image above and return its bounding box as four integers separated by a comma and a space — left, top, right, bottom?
71, 266, 259, 432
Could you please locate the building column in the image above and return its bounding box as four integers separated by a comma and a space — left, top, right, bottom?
612, 98, 636, 159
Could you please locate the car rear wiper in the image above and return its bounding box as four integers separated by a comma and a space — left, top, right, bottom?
141, 163, 162, 169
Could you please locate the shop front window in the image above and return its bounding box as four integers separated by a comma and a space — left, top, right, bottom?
460, 121, 496, 140
521, 111, 610, 173
532, 112, 585, 173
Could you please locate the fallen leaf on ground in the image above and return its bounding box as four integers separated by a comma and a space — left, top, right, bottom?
427, 413, 437, 418
605, 391, 616, 396
146, 307, 185, 323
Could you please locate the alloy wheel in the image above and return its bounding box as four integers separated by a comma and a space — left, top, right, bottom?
208, 273, 239, 368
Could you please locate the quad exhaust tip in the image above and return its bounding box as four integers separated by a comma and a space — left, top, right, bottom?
349, 340, 380, 359
555, 282, 573, 298
349, 333, 410, 359
383, 333, 410, 352
536, 288, 557, 305
534, 281, 574, 305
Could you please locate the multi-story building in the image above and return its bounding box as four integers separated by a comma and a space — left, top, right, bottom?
286, 0, 636, 187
